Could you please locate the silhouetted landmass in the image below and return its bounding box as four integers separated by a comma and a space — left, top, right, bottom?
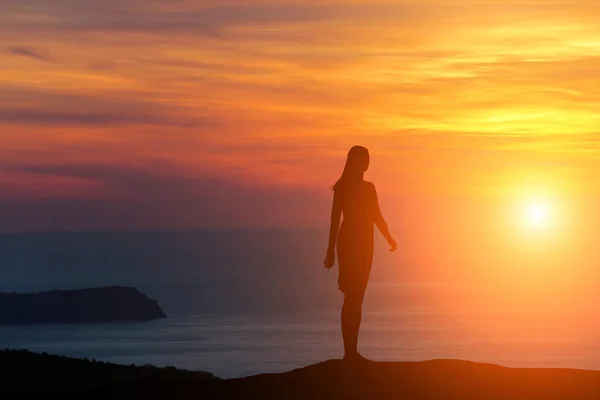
200, 359, 600, 399
0, 349, 216, 393
0, 286, 166, 325
4, 351, 600, 399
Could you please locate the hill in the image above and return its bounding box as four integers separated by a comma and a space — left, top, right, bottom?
3, 350, 600, 399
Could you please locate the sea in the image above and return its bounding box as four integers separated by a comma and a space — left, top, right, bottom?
1, 229, 599, 378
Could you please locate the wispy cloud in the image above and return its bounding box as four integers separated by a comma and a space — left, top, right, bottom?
0, 160, 329, 231
7, 46, 47, 61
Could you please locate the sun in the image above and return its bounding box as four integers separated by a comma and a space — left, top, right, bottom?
523, 201, 551, 229
506, 181, 568, 244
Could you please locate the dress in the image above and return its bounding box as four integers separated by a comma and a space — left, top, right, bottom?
335, 181, 380, 296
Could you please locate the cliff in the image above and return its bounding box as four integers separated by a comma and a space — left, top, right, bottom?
0, 286, 166, 325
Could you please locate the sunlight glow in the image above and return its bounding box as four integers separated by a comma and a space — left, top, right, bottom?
524, 201, 551, 230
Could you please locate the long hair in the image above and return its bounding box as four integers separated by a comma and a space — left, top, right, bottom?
331, 146, 370, 192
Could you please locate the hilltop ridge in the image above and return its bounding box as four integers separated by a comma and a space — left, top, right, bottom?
3, 350, 600, 399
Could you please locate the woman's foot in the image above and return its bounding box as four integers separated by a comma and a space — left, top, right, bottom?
343, 352, 372, 363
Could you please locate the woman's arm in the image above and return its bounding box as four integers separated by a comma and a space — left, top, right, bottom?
324, 189, 342, 269
372, 184, 397, 251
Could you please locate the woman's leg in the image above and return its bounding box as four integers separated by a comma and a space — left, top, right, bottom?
341, 289, 365, 357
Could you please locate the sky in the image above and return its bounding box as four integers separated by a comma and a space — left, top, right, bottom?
1, 0, 600, 238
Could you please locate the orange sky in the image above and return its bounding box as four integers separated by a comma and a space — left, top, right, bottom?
1, 0, 600, 238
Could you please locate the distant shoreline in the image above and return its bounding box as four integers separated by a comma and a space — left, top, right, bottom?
0, 286, 166, 325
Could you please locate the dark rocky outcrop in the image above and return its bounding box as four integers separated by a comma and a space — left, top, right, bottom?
0, 286, 166, 325
198, 359, 600, 399
0, 349, 216, 392
4, 350, 600, 399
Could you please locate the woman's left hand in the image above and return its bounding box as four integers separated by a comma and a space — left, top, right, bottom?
388, 237, 397, 252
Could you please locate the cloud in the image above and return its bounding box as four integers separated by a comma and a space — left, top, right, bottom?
0, 109, 188, 127
0, 161, 330, 231
0, 86, 211, 127
7, 46, 47, 61
0, 2, 336, 38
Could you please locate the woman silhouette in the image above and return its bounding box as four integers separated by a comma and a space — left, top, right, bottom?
324, 145, 396, 362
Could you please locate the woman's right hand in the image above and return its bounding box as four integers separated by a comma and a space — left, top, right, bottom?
324, 248, 335, 269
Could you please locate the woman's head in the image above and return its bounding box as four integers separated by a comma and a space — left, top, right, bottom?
332, 145, 370, 190
346, 145, 370, 172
